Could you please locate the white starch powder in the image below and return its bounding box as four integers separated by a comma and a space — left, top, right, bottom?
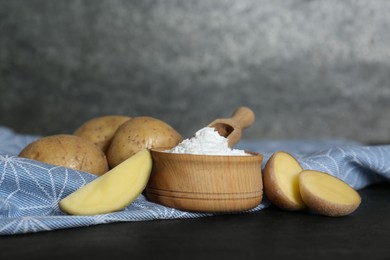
167, 127, 248, 156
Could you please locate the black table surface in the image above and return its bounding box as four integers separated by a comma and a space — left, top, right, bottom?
1, 182, 390, 260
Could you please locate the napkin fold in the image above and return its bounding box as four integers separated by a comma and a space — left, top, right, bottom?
0, 126, 389, 235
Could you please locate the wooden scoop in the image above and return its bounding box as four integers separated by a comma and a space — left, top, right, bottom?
208, 106, 255, 147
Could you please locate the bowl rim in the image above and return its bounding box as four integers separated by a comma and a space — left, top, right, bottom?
150, 147, 263, 159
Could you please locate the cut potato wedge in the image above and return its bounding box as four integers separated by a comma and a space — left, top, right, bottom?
59, 149, 152, 215
299, 170, 361, 217
263, 151, 305, 210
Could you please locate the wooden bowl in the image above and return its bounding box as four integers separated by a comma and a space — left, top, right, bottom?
146, 149, 263, 213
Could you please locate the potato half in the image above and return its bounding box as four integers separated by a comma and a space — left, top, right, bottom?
263, 151, 305, 210
18, 134, 109, 176
74, 115, 131, 152
299, 170, 361, 217
106, 116, 183, 168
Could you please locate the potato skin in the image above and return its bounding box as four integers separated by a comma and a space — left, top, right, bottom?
74, 115, 131, 152
107, 116, 183, 168
18, 134, 109, 176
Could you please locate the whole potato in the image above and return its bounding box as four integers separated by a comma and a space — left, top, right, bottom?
107, 116, 183, 168
18, 134, 109, 176
74, 115, 131, 152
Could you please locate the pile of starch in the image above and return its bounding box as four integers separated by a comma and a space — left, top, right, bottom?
167, 127, 248, 156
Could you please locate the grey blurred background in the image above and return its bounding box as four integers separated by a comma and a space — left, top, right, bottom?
1, 0, 390, 143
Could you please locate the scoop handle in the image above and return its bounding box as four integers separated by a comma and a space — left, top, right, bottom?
231, 106, 255, 129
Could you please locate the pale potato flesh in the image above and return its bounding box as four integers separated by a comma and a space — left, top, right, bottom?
274, 152, 304, 206
59, 149, 152, 215
299, 170, 361, 216
301, 172, 359, 204
263, 151, 305, 210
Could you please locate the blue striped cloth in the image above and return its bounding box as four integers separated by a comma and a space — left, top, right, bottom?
0, 126, 389, 235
